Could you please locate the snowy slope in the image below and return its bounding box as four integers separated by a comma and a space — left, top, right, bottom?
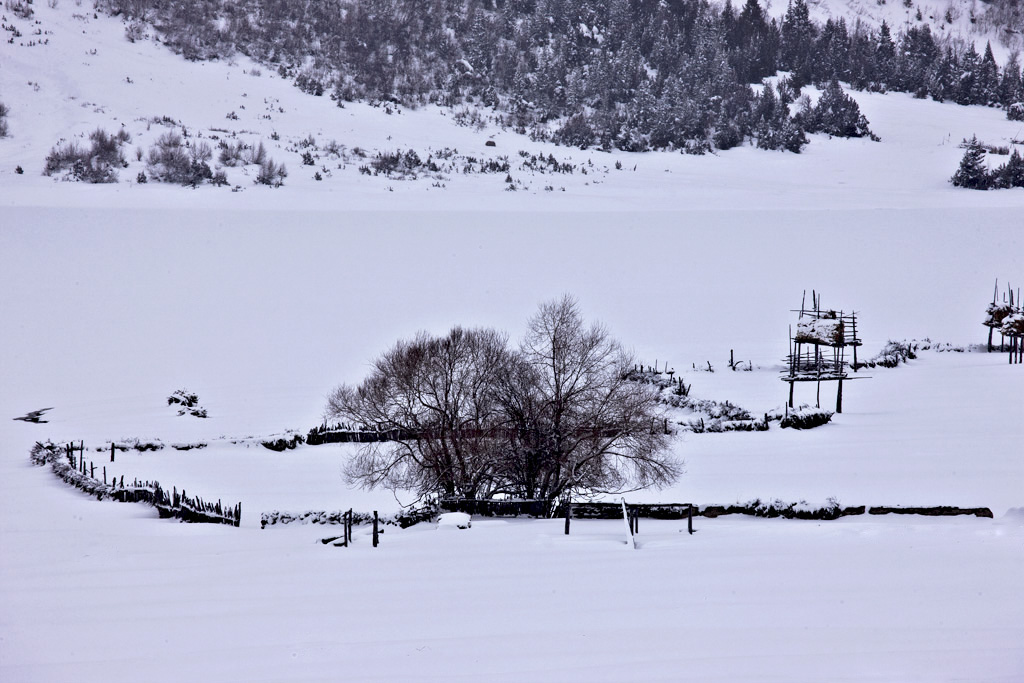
795, 0, 1022, 59
1, 3, 1023, 210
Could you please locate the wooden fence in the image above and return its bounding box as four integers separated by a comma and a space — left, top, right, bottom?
31, 440, 241, 527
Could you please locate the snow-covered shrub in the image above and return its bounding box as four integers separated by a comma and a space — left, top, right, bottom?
779, 407, 833, 429
44, 129, 129, 183
864, 340, 917, 368
437, 512, 471, 529
125, 19, 146, 43
167, 389, 207, 417
145, 132, 214, 186
5, 0, 34, 19
247, 141, 268, 166
0, 101, 9, 138
1008, 102, 1024, 122
261, 434, 305, 451
217, 140, 248, 167
255, 157, 287, 186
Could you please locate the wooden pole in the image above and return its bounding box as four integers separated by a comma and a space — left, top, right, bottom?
688, 505, 694, 535
836, 378, 843, 414
372, 511, 379, 548
564, 500, 571, 535
110, 442, 115, 463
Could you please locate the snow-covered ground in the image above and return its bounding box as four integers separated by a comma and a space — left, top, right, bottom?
2, 3, 1024, 682
2, 221, 1022, 681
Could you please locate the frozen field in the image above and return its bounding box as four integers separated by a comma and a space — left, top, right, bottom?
2, 218, 1023, 682
2, 3, 1024, 680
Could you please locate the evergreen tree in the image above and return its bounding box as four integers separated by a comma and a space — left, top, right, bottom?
992, 149, 1024, 189
875, 21, 896, 89
950, 136, 991, 189
807, 79, 875, 138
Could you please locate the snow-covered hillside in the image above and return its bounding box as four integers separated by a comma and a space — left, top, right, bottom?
796, 0, 1022, 59
1, 2, 1023, 209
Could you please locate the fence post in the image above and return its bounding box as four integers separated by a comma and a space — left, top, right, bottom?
564, 500, 571, 535
373, 511, 379, 547
110, 442, 115, 463
103, 466, 106, 485
688, 505, 694, 535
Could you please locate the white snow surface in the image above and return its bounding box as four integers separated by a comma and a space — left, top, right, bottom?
1, 4, 1024, 683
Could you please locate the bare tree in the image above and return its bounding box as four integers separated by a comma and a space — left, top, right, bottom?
326, 327, 515, 497
509, 295, 680, 501
326, 297, 680, 502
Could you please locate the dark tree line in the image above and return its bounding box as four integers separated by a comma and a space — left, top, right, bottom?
96, 0, 1024, 152
325, 296, 679, 501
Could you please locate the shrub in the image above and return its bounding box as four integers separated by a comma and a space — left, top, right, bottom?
0, 101, 9, 138
146, 131, 191, 183
6, 0, 33, 19
168, 389, 207, 417
247, 141, 268, 166
218, 140, 248, 167
44, 128, 127, 183
147, 132, 216, 186
255, 158, 287, 186
779, 407, 833, 429
261, 434, 305, 451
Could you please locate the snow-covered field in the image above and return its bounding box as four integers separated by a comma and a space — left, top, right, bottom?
2, 3, 1024, 682
2, 219, 1022, 682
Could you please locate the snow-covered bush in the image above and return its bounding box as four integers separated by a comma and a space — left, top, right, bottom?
44, 129, 130, 183
5, 0, 33, 19
0, 101, 9, 138
217, 140, 248, 167
255, 157, 287, 186
779, 407, 833, 429
145, 132, 215, 186
167, 389, 207, 417
261, 434, 304, 451
865, 340, 917, 368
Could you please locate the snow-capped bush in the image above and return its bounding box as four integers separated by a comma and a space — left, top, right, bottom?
255, 157, 287, 187
0, 101, 9, 138
44, 129, 130, 183
866, 340, 917, 368
778, 407, 833, 429
145, 132, 215, 186
167, 389, 207, 417
261, 434, 305, 451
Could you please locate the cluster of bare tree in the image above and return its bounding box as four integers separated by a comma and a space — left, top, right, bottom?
326, 296, 679, 502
